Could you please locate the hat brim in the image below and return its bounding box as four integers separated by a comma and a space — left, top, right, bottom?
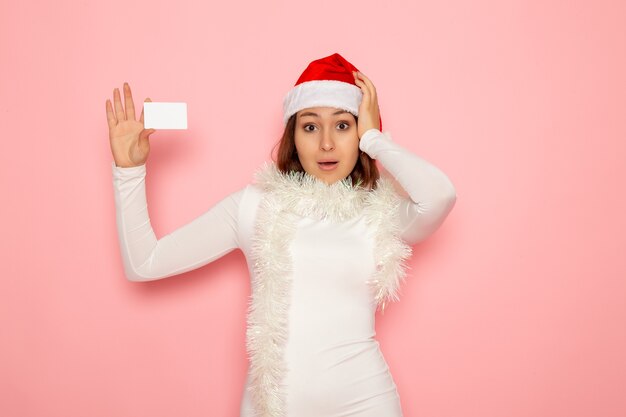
282, 80, 363, 125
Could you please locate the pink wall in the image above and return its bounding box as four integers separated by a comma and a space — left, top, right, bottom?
2, 0, 625, 416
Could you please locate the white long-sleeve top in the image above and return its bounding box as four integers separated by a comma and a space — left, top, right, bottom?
112, 129, 456, 282
111, 128, 456, 417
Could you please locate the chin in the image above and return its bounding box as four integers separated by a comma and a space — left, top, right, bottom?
321, 172, 350, 185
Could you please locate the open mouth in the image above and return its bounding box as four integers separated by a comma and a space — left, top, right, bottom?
318, 160, 339, 171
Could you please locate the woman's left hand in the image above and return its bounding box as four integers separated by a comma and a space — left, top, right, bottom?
352, 70, 380, 138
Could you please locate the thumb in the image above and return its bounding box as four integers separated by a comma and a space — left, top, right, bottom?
139, 128, 156, 144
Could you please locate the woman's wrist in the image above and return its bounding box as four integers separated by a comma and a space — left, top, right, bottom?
359, 128, 385, 157
111, 161, 146, 177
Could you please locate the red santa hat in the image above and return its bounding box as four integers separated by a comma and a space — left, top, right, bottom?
282, 52, 382, 131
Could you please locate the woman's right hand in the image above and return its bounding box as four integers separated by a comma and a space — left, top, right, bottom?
106, 82, 156, 168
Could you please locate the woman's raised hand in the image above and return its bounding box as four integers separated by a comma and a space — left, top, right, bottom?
352, 71, 381, 138
106, 82, 156, 168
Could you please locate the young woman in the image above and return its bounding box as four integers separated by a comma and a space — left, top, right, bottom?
107, 53, 457, 417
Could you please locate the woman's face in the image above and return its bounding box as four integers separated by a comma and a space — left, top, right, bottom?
294, 106, 360, 185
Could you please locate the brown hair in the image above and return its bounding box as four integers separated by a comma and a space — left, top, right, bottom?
271, 113, 380, 190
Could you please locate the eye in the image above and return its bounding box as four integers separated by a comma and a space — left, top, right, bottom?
303, 124, 317, 132
337, 121, 350, 130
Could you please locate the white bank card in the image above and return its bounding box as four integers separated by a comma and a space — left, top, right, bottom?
143, 102, 188, 129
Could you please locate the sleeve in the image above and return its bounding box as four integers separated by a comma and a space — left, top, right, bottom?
359, 129, 457, 245
111, 161, 244, 282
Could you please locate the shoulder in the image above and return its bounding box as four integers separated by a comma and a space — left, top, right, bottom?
241, 183, 264, 204
367, 173, 404, 209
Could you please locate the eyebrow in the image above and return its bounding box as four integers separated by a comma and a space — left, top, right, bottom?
298, 109, 349, 118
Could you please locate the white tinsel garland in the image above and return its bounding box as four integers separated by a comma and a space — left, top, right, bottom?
246, 161, 412, 417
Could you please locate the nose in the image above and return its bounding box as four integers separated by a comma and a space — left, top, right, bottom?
320, 128, 335, 151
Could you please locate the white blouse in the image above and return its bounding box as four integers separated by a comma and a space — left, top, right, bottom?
111, 128, 457, 417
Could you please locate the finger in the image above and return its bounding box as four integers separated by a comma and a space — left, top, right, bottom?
139, 97, 151, 124
353, 75, 370, 104
139, 127, 156, 141
353, 71, 371, 97
106, 99, 117, 129
113, 87, 125, 121
354, 72, 376, 103
124, 82, 136, 121
356, 71, 377, 99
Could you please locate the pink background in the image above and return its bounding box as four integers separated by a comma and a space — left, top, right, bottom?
1, 0, 625, 416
